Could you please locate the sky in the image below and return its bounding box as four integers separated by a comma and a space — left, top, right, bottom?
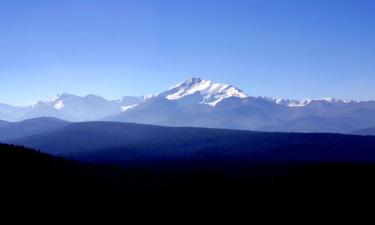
1, 0, 375, 105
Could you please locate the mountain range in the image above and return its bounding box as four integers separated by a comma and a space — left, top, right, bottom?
2, 77, 375, 133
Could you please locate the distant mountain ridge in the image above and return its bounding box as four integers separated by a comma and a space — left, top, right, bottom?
7, 121, 375, 163
0, 93, 149, 122
1, 77, 375, 133
0, 117, 70, 141
352, 126, 375, 136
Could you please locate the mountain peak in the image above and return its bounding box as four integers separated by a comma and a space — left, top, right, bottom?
169, 77, 203, 90
53, 93, 79, 101
184, 77, 202, 84
84, 94, 108, 101
160, 78, 248, 106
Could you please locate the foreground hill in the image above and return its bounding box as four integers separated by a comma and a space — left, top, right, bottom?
0, 117, 70, 141
3, 143, 375, 200
0, 143, 110, 194
10, 121, 375, 163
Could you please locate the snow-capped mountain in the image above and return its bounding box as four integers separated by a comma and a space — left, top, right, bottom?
0, 93, 147, 122
262, 97, 361, 107
43, 93, 121, 121
158, 77, 248, 106
106, 78, 375, 133
1, 77, 375, 133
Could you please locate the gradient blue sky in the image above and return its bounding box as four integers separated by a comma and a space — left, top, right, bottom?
1, 0, 375, 105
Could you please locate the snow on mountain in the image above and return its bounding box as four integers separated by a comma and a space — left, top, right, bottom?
142, 94, 157, 101
263, 97, 361, 107
121, 104, 138, 112
112, 96, 143, 106
158, 78, 248, 106
50, 93, 121, 121
114, 94, 155, 105
266, 98, 312, 107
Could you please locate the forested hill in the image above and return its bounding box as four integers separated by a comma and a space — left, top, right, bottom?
3, 143, 375, 200
0, 143, 110, 194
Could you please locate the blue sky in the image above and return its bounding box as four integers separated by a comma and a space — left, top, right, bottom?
1, 0, 375, 105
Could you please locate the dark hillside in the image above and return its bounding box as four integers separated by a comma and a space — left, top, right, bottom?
2, 143, 375, 200
0, 117, 70, 141
352, 126, 375, 136
0, 143, 109, 194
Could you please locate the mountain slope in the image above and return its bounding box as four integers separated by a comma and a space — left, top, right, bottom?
0, 120, 11, 127
105, 97, 189, 126
261, 116, 366, 133
10, 121, 375, 163
352, 127, 375, 136
0, 117, 70, 141
0, 103, 31, 122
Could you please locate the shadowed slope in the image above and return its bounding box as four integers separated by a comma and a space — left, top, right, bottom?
0, 117, 70, 141
352, 126, 375, 136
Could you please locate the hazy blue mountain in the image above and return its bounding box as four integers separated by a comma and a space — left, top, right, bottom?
111, 95, 152, 109
105, 96, 201, 127
0, 120, 11, 127
0, 103, 31, 122
20, 93, 123, 121
261, 116, 369, 133
21, 102, 77, 122
10, 121, 375, 163
0, 94, 146, 122
0, 117, 70, 141
352, 127, 375, 136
